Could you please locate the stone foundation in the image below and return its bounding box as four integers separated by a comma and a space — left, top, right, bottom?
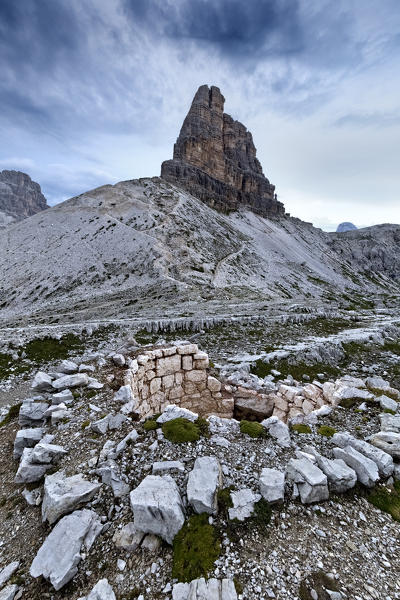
124, 344, 234, 419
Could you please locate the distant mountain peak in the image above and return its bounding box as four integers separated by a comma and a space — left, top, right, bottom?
161, 84, 284, 218
336, 222, 357, 233
0, 169, 48, 227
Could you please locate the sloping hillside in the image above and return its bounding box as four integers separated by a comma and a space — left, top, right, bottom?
0, 177, 398, 325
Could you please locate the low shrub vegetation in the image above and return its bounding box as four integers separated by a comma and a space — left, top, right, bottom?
240, 420, 265, 438
292, 424, 312, 434
172, 514, 221, 582
162, 418, 200, 443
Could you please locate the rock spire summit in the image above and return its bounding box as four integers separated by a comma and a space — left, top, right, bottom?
161, 84, 284, 217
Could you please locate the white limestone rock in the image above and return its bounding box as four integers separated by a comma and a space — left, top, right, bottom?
259, 468, 285, 504
172, 577, 237, 600
0, 561, 19, 587
380, 413, 400, 433
52, 389, 74, 405
13, 427, 43, 459
114, 385, 134, 404
31, 371, 53, 392
286, 458, 329, 504
332, 432, 394, 477
31, 442, 67, 464
156, 404, 198, 424
208, 416, 240, 435
187, 456, 222, 515
152, 461, 185, 475
115, 429, 139, 456
0, 585, 19, 600
14, 448, 52, 483
58, 360, 79, 374
378, 395, 398, 413
112, 523, 144, 551
333, 446, 380, 487
228, 488, 261, 521
83, 578, 116, 600
42, 470, 102, 524
30, 509, 102, 590
369, 431, 400, 459
130, 475, 185, 544
112, 354, 125, 367
303, 445, 357, 493
52, 373, 88, 390
261, 416, 291, 448
97, 464, 130, 498
18, 400, 49, 426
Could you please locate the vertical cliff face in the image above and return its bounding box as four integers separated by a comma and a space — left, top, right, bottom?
0, 170, 48, 226
161, 85, 284, 217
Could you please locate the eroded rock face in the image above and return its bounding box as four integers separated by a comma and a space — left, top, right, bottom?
161, 85, 284, 218
0, 170, 48, 226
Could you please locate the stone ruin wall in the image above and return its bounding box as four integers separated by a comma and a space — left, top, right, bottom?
124, 343, 234, 420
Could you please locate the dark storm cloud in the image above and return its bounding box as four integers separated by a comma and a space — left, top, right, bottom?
0, 0, 83, 70
124, 0, 304, 59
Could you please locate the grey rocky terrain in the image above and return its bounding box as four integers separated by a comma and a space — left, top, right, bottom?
1, 84, 399, 600
0, 170, 48, 228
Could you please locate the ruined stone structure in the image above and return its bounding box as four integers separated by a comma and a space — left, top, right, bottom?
161, 85, 284, 218
124, 343, 234, 419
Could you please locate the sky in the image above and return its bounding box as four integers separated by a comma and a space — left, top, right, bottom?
0, 0, 399, 231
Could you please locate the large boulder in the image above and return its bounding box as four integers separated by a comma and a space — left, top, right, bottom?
13, 428, 43, 459
259, 468, 285, 504
261, 416, 291, 448
79, 578, 116, 600
303, 446, 357, 493
233, 388, 274, 421
31, 371, 53, 392
14, 448, 52, 483
30, 509, 102, 590
187, 456, 222, 514
228, 488, 261, 521
369, 431, 400, 459
42, 471, 102, 524
380, 413, 400, 433
18, 400, 49, 426
58, 360, 79, 374
52, 373, 89, 390
286, 458, 329, 504
129, 475, 185, 544
332, 446, 380, 487
172, 577, 238, 600
156, 405, 198, 424
332, 432, 393, 477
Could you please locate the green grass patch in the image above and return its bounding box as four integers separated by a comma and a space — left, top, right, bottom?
217, 486, 234, 516
23, 333, 86, 363
162, 418, 200, 443
250, 358, 339, 382
195, 417, 210, 438
317, 425, 337, 438
292, 424, 312, 434
0, 402, 22, 428
252, 498, 272, 533
143, 419, 159, 432
368, 482, 400, 521
172, 514, 221, 582
240, 420, 265, 438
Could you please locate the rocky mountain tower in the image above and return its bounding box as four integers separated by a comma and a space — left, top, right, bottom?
161, 85, 284, 217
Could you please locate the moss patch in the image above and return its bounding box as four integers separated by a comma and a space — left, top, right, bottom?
240, 420, 265, 438
317, 425, 337, 438
172, 514, 221, 582
368, 482, 400, 522
143, 419, 159, 432
217, 486, 234, 517
292, 424, 312, 434
162, 418, 200, 443
0, 402, 22, 428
